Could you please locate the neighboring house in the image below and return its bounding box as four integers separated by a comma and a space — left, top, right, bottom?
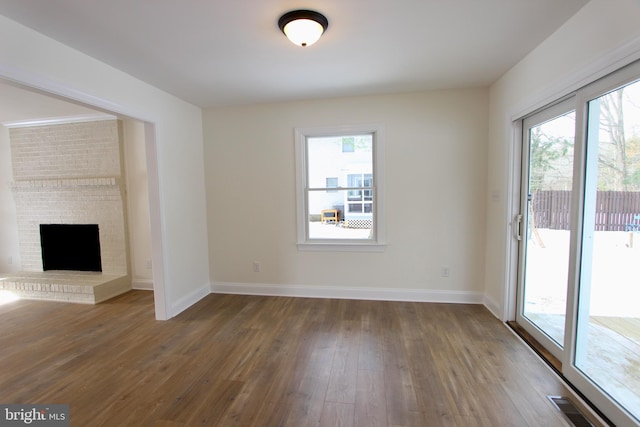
307, 135, 373, 228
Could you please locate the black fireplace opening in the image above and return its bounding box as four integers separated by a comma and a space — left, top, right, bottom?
40, 224, 102, 272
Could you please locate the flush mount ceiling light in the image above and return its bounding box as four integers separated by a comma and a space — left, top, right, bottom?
278, 10, 328, 47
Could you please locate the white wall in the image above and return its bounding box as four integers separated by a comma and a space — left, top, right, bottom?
0, 125, 20, 273
485, 0, 640, 318
0, 15, 210, 319
204, 89, 488, 301
122, 119, 153, 289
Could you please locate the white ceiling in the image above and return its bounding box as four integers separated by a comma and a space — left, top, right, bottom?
0, 0, 589, 113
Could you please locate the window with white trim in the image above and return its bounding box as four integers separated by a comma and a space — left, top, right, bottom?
294, 125, 385, 250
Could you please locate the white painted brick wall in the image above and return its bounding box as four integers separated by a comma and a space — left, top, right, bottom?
10, 120, 121, 180
9, 120, 128, 275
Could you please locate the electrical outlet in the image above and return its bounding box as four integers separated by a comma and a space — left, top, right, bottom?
253, 261, 261, 272
441, 266, 450, 277
145, 259, 152, 269
8, 256, 12, 265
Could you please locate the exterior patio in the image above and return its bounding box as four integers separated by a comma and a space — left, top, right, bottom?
525, 228, 640, 421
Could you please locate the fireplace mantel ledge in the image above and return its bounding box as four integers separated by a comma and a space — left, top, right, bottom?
12, 177, 119, 190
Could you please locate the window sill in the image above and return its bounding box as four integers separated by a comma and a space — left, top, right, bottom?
297, 242, 387, 252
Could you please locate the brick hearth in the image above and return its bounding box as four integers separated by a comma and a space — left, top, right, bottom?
0, 271, 130, 304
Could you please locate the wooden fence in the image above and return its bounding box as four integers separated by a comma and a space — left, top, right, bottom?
532, 190, 640, 231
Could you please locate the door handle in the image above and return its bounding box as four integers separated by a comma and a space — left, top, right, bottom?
515, 214, 523, 241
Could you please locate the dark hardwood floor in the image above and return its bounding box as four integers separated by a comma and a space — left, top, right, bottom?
0, 291, 586, 426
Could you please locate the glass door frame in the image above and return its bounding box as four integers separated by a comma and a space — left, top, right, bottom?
515, 96, 576, 362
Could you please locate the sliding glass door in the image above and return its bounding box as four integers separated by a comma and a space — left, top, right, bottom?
566, 71, 640, 426
517, 99, 575, 359
516, 61, 640, 426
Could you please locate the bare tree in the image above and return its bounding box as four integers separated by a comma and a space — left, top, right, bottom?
598, 88, 629, 190
528, 126, 572, 247
529, 126, 572, 192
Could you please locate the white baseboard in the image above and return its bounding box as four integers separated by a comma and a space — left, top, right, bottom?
210, 281, 484, 304
170, 282, 210, 318
483, 293, 503, 320
132, 279, 154, 290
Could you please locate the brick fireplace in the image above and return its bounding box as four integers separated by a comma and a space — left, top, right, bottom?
0, 119, 131, 303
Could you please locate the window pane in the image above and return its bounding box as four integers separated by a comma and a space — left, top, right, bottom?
523, 110, 575, 347
307, 136, 372, 189
349, 203, 362, 213
348, 174, 362, 187
342, 137, 355, 152
326, 177, 338, 192
300, 130, 378, 243
348, 190, 362, 201
308, 190, 373, 239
